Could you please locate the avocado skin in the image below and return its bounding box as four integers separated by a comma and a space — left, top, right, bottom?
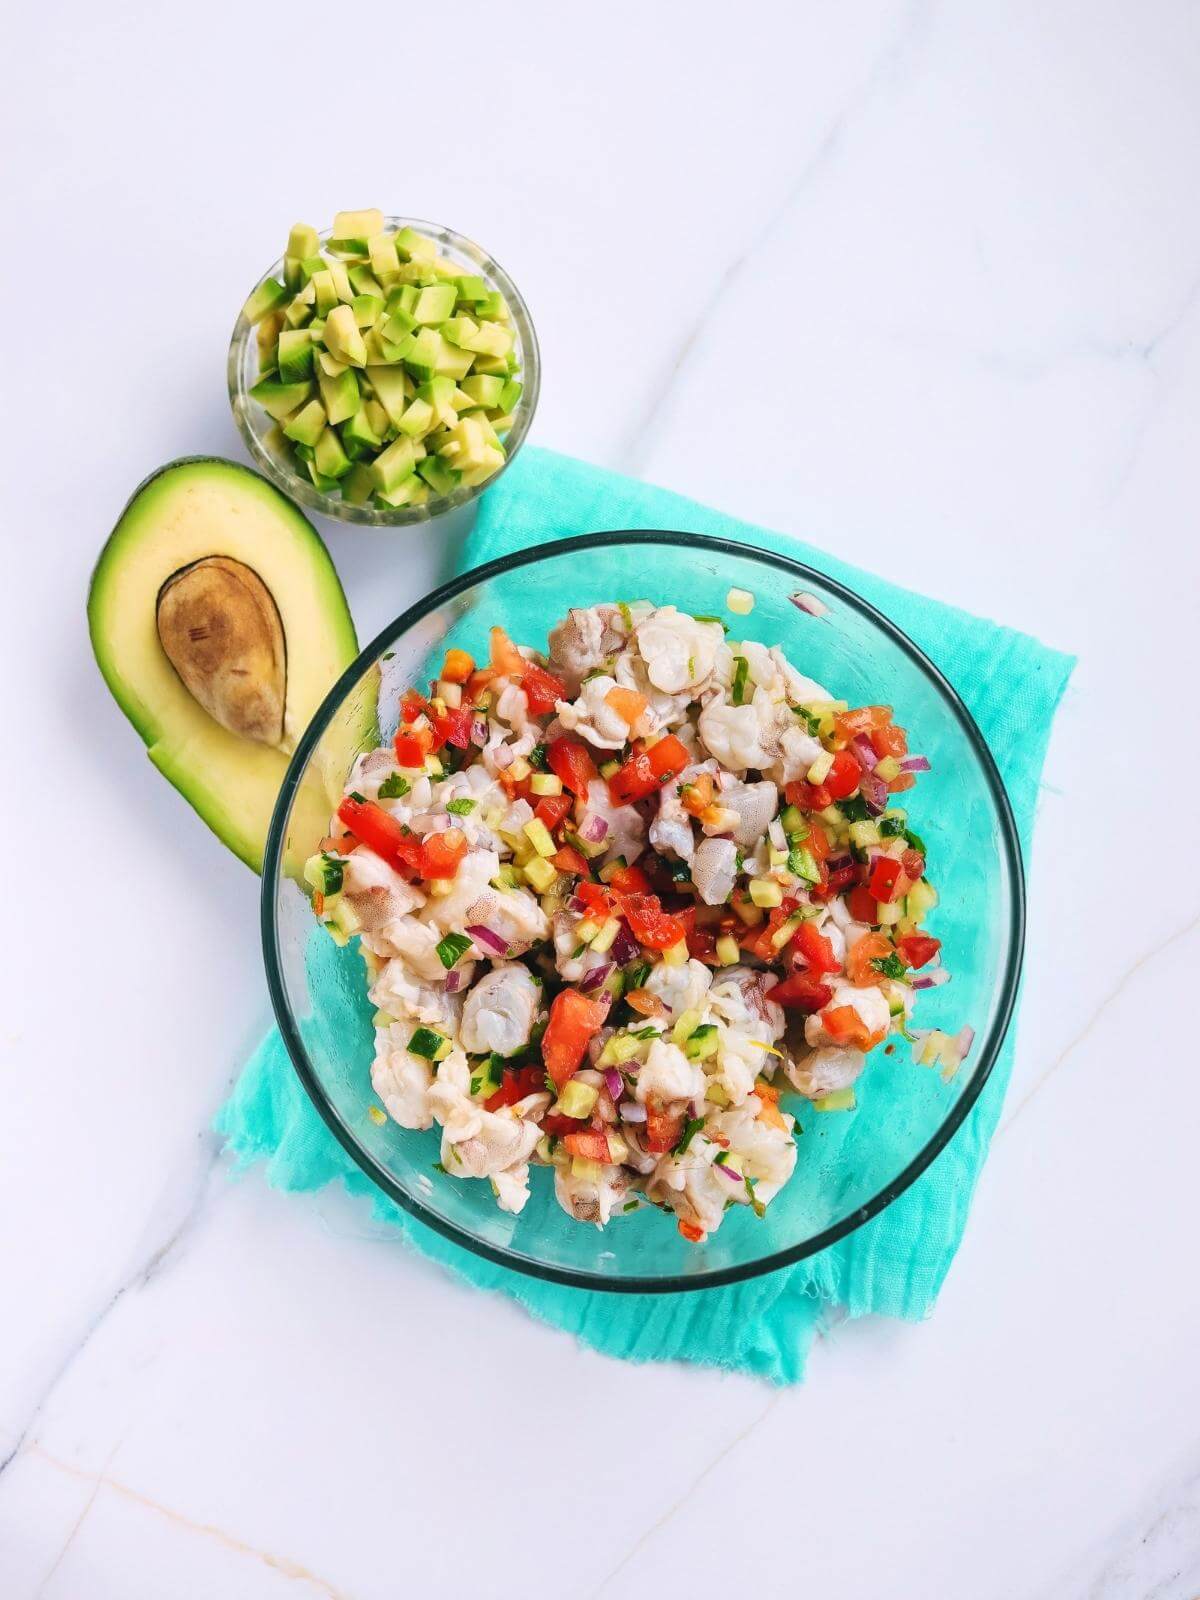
88, 456, 360, 872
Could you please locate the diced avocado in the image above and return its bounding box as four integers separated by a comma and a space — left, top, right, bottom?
317, 369, 361, 425
477, 291, 509, 321
454, 274, 489, 304
370, 435, 417, 494
282, 399, 327, 447
397, 397, 434, 438
368, 232, 401, 279
340, 463, 376, 505
469, 352, 508, 376
465, 320, 514, 358
340, 403, 381, 451
374, 474, 424, 508
433, 339, 475, 381
283, 295, 314, 330
439, 416, 491, 470
461, 373, 505, 408
328, 260, 355, 303
317, 350, 348, 378
287, 223, 321, 261
401, 326, 445, 377
87, 458, 360, 873
311, 270, 339, 317
241, 277, 289, 326
488, 412, 516, 434
352, 293, 383, 328
324, 304, 368, 367
458, 449, 505, 487
440, 315, 478, 348
361, 328, 403, 365
380, 307, 416, 344
363, 398, 391, 438
413, 283, 457, 324
249, 377, 314, 421
367, 365, 415, 427
332, 208, 385, 242
417, 455, 460, 497
394, 225, 437, 261
276, 329, 315, 383
348, 264, 384, 297
314, 427, 352, 480
499, 378, 523, 412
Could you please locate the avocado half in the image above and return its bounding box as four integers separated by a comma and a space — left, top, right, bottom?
88, 457, 361, 872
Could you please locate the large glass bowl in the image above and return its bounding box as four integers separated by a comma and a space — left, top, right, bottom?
262, 533, 1024, 1292
228, 217, 539, 529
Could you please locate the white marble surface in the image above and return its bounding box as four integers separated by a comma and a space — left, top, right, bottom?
4, 0, 1199, 1594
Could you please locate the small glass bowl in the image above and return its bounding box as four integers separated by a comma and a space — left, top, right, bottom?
227, 217, 540, 529
262, 533, 1026, 1294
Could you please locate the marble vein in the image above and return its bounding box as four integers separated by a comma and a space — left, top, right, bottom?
30, 1445, 351, 1599
999, 906, 1199, 1138
587, 1393, 781, 1597
0, 1133, 224, 1481
614, 0, 933, 478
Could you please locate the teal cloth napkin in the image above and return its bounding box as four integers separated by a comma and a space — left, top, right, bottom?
216, 446, 1073, 1383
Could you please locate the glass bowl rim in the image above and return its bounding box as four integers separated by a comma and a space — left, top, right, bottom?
227, 215, 540, 529
261, 530, 1026, 1293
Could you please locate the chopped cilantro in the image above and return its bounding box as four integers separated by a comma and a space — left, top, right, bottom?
432, 1160, 447, 1174
668, 859, 692, 884
382, 651, 395, 661
528, 742, 548, 770
623, 1199, 640, 1213
744, 1175, 766, 1218
838, 794, 871, 822
791, 705, 822, 736
872, 952, 908, 981
377, 772, 410, 799
674, 1116, 705, 1154
617, 601, 634, 630
446, 797, 476, 816
693, 614, 729, 632
436, 932, 474, 970
731, 655, 750, 705
631, 1025, 661, 1040
348, 790, 366, 804
624, 962, 652, 990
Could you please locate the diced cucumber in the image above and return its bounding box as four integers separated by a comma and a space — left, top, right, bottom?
684, 1024, 719, 1062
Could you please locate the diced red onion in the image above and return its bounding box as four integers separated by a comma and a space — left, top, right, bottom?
467, 923, 509, 956
471, 716, 489, 745
580, 961, 614, 993
825, 852, 853, 874
789, 590, 828, 618
714, 1160, 744, 1183
910, 968, 950, 990
567, 895, 587, 916
956, 1025, 975, 1059
602, 1067, 623, 1102
851, 734, 878, 771
900, 755, 931, 774
620, 1101, 647, 1124
492, 744, 514, 770
611, 923, 640, 968
580, 812, 609, 843
861, 771, 888, 814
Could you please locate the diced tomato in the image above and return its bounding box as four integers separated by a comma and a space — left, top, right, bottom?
755, 1087, 789, 1131
678, 1218, 705, 1243
871, 722, 908, 759
465, 667, 497, 701
604, 685, 647, 726
431, 704, 475, 750
833, 705, 892, 740
541, 1113, 585, 1138
399, 689, 427, 725
807, 821, 831, 863
846, 885, 879, 924
607, 735, 690, 806
619, 892, 686, 952
846, 931, 893, 987
767, 971, 834, 1011
419, 828, 468, 880
823, 862, 857, 894
888, 772, 917, 794
562, 1128, 612, 1162
686, 926, 720, 966
393, 723, 436, 767
822, 1004, 884, 1051
822, 748, 861, 801
868, 856, 903, 903
644, 1101, 684, 1154
484, 1066, 546, 1111
337, 795, 425, 879
551, 844, 589, 877
575, 880, 612, 918
794, 921, 841, 974
901, 848, 925, 881
546, 736, 598, 798
542, 989, 608, 1088
897, 932, 941, 970
318, 833, 356, 855
489, 626, 525, 676
440, 647, 475, 684
784, 779, 832, 812
607, 862, 650, 895
533, 793, 573, 831
312, 891, 325, 916
521, 661, 566, 716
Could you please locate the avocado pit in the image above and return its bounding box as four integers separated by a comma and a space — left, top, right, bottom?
156, 556, 286, 746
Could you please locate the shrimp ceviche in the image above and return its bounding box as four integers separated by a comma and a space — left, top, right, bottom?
305, 599, 965, 1241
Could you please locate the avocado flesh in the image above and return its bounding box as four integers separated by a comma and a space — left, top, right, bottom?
88, 458, 364, 873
